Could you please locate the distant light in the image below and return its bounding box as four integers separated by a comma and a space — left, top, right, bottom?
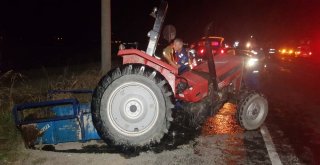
251, 50, 258, 55
211, 42, 219, 46
269, 48, 276, 54
289, 50, 293, 54
220, 49, 224, 54
309, 52, 312, 55
247, 58, 258, 67
246, 42, 251, 48
200, 49, 204, 54
281, 49, 286, 54
234, 41, 239, 48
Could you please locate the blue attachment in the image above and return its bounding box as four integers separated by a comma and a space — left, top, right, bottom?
13, 99, 79, 125
13, 90, 101, 145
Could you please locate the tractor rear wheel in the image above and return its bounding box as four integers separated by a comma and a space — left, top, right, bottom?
236, 91, 268, 130
91, 64, 174, 148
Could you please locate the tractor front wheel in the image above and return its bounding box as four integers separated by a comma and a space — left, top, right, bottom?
236, 91, 268, 130
91, 64, 174, 148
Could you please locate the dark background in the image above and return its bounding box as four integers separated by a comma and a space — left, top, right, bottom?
0, 0, 319, 70
113, 0, 320, 44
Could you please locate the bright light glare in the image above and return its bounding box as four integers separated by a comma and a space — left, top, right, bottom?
234, 41, 239, 47
289, 50, 293, 54
247, 58, 258, 67
246, 42, 251, 48
269, 49, 276, 54
251, 50, 258, 55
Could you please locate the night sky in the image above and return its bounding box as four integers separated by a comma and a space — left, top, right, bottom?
1, 0, 319, 43
0, 0, 320, 69
112, 0, 320, 45
0, 0, 100, 44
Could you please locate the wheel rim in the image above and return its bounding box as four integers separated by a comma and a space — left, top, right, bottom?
106, 81, 159, 136
245, 98, 266, 125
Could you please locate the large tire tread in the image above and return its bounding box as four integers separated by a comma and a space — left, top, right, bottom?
91, 64, 174, 148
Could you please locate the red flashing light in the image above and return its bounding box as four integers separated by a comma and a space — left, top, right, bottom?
211, 42, 219, 46
200, 49, 204, 54
221, 49, 224, 54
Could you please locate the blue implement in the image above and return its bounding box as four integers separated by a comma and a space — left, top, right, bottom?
12, 90, 101, 148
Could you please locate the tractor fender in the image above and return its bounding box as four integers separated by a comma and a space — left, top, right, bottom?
118, 49, 177, 94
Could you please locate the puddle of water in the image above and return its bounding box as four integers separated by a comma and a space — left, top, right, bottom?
202, 103, 243, 136
196, 103, 248, 163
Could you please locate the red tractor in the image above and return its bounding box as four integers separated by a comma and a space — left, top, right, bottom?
91, 1, 268, 149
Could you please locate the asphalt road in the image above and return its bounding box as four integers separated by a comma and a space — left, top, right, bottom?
259, 54, 320, 164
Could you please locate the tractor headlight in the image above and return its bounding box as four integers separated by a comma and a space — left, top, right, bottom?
247, 58, 258, 67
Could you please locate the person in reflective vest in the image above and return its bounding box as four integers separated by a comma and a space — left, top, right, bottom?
173, 38, 190, 74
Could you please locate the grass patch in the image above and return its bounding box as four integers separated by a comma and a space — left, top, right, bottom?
0, 110, 25, 164
0, 71, 26, 164
0, 66, 101, 164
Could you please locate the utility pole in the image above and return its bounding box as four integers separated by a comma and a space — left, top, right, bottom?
101, 0, 111, 75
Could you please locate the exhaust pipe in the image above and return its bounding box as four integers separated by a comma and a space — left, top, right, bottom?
204, 23, 218, 91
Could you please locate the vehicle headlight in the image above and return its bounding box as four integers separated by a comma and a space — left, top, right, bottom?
247, 58, 258, 67
288, 50, 293, 54
251, 50, 258, 55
